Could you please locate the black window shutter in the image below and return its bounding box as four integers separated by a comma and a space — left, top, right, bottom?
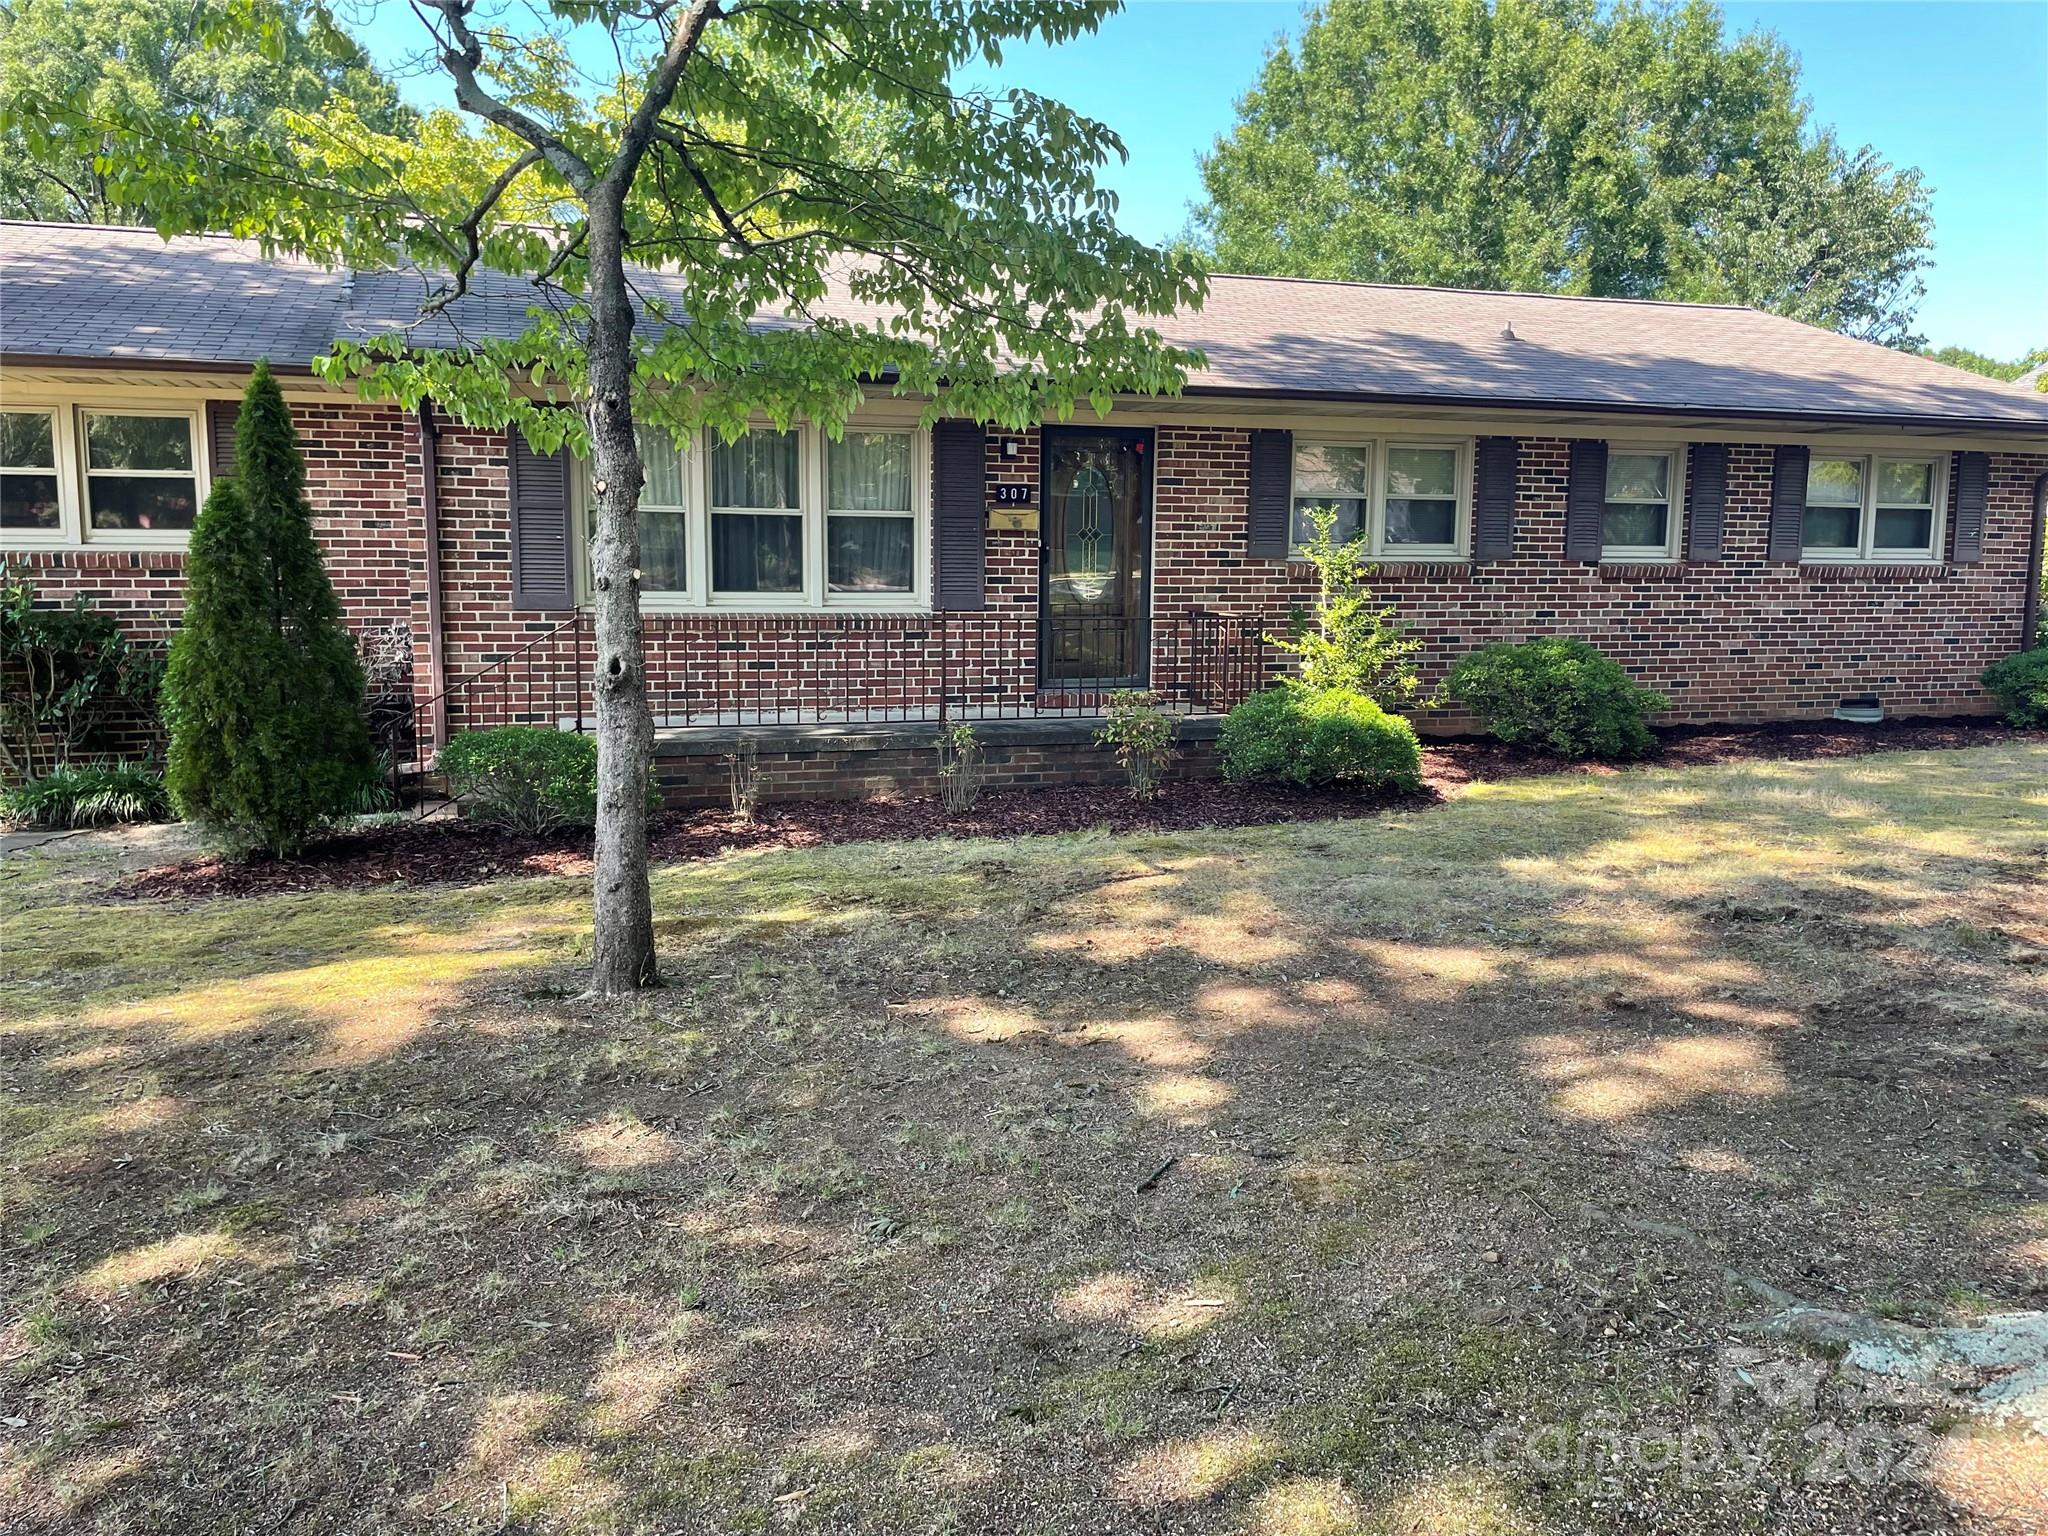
206, 398, 240, 483
507, 425, 576, 611
1951, 451, 1989, 565
1768, 443, 1809, 563
1685, 443, 1728, 562
931, 419, 987, 611
1472, 436, 1518, 560
1246, 428, 1294, 559
1565, 439, 1608, 563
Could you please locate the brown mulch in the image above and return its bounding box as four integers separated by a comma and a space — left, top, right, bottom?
112, 715, 2044, 901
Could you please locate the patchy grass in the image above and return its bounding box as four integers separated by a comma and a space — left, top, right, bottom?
3, 745, 2046, 1534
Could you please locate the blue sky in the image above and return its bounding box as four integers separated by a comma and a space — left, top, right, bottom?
357, 1, 2047, 357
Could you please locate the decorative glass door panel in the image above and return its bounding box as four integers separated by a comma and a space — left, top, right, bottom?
1041, 429, 1150, 686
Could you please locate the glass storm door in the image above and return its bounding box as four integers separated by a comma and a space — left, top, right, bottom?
1040, 428, 1151, 686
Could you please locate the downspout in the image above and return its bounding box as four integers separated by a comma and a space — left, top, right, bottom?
2025, 472, 2047, 653
417, 401, 449, 747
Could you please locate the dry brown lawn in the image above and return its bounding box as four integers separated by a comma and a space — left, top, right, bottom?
3, 743, 2047, 1535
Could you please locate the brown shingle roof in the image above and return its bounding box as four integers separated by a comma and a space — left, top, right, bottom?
6, 222, 2047, 432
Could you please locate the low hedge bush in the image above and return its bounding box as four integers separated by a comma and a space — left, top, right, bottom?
441, 727, 602, 833
1445, 637, 1667, 759
0, 761, 171, 828
1982, 646, 2048, 726
1218, 686, 1423, 791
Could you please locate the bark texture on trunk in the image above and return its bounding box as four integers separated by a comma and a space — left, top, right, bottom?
583, 204, 659, 994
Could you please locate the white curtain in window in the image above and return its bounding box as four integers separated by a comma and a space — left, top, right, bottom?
829, 432, 912, 512
712, 428, 799, 509
638, 426, 686, 508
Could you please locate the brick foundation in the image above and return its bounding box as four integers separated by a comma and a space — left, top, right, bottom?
651, 719, 1221, 808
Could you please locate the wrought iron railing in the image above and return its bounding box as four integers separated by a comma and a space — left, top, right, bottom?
366, 606, 1286, 809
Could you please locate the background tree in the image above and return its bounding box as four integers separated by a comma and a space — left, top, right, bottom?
164, 362, 377, 856
0, 0, 411, 224
1920, 345, 2048, 384
25, 0, 1205, 992
1193, 0, 1934, 344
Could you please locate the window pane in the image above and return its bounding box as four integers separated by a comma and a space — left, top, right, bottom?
1385, 497, 1457, 546
85, 413, 192, 472
827, 513, 914, 592
1293, 443, 1369, 497
1386, 446, 1457, 498
638, 427, 686, 509
711, 428, 798, 509
1603, 503, 1668, 548
712, 512, 802, 593
1806, 458, 1862, 506
1290, 496, 1363, 547
1802, 505, 1859, 550
1605, 453, 1669, 502
829, 432, 912, 512
641, 507, 687, 591
89, 476, 199, 531
0, 411, 54, 468
1875, 460, 1933, 506
1874, 506, 1933, 551
1, 472, 60, 529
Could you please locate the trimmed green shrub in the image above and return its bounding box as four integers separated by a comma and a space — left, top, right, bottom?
164, 361, 377, 855
1446, 637, 1667, 759
442, 726, 616, 834
1982, 646, 2048, 727
1218, 685, 1423, 791
1, 760, 170, 828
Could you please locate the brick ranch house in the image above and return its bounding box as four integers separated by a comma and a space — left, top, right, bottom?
4, 221, 2046, 803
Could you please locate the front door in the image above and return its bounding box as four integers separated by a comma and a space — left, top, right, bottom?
1040, 427, 1151, 688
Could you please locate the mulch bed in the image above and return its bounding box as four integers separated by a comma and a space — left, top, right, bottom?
113, 715, 2044, 900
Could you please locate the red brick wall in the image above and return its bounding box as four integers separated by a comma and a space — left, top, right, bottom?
1148, 429, 2046, 727
9, 400, 2041, 759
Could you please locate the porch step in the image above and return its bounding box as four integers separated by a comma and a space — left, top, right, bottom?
651, 713, 1227, 756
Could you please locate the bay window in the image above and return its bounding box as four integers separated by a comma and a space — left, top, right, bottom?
1804, 453, 1944, 560
1291, 436, 1468, 557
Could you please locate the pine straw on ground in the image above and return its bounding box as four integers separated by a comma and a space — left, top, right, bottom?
110, 715, 2048, 900
3, 743, 2045, 1534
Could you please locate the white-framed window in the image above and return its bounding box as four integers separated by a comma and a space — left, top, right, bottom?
1290, 435, 1469, 558
1803, 452, 1946, 561
1602, 448, 1683, 560
0, 401, 208, 548
0, 410, 62, 535
82, 410, 201, 537
826, 430, 917, 594
578, 421, 929, 611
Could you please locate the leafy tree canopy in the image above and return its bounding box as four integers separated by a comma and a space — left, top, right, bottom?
16, 0, 1207, 452
1192, 0, 1934, 345
0, 0, 412, 224
1921, 345, 2048, 384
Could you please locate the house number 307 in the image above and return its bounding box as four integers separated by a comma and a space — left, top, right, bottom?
992, 484, 1033, 504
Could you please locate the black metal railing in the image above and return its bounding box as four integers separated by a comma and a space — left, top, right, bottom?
366, 607, 1287, 810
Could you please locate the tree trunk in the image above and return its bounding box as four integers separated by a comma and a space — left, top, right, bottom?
582, 202, 659, 994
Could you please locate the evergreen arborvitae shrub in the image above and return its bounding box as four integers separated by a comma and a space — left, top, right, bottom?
164, 361, 376, 855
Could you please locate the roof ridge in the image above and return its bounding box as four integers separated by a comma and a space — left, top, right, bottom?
1201, 270, 1756, 313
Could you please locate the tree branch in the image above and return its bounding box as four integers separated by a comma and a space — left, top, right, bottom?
416, 148, 543, 312
605, 0, 725, 194
420, 0, 598, 194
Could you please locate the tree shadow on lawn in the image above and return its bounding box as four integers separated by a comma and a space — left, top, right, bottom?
3, 747, 2046, 1534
